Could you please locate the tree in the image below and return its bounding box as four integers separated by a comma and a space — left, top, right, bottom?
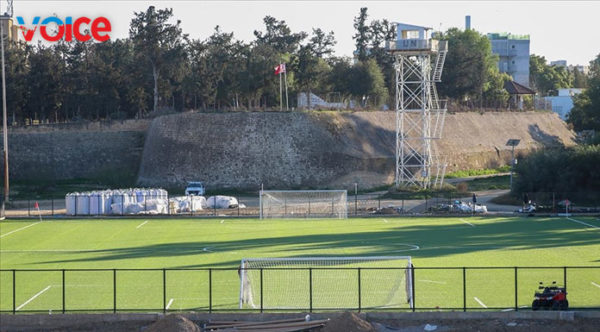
529, 55, 572, 95
308, 28, 336, 58
568, 54, 600, 131
348, 59, 387, 107
293, 45, 331, 109
129, 6, 187, 113
254, 16, 306, 55
353, 7, 370, 62
437, 28, 500, 103
572, 67, 588, 89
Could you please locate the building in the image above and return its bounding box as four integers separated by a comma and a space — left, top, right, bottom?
550, 60, 589, 75
544, 88, 584, 120
0, 17, 19, 42
487, 32, 530, 87
550, 60, 567, 68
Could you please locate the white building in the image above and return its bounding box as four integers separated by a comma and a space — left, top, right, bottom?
487, 32, 531, 87
544, 88, 584, 120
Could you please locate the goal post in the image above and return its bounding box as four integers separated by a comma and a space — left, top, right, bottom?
259, 190, 348, 219
239, 256, 413, 310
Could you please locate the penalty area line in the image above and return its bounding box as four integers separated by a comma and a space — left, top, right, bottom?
592, 282, 600, 289
136, 220, 149, 229
566, 217, 600, 229
0, 222, 41, 238
460, 218, 475, 227
418, 279, 446, 284
473, 297, 488, 308
16, 285, 51, 311
166, 298, 174, 310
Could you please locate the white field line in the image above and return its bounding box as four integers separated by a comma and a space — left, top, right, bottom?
136, 220, 149, 229
16, 285, 51, 311
166, 298, 174, 309
0, 222, 40, 238
460, 218, 475, 227
382, 219, 389, 223
592, 282, 600, 289
419, 279, 446, 284
566, 217, 600, 229
220, 220, 225, 224
1, 249, 98, 253
473, 297, 488, 308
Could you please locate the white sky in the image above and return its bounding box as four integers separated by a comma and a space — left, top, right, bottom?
10, 0, 600, 65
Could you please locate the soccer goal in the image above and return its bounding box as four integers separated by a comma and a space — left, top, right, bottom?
239, 256, 413, 310
259, 190, 348, 219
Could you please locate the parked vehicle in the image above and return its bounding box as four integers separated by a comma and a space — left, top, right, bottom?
532, 281, 568, 310
185, 181, 205, 196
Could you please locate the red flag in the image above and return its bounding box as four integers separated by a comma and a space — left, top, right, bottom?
34, 201, 39, 209
274, 63, 286, 75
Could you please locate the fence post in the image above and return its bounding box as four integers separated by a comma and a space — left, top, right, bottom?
12, 270, 15, 314
462, 267, 466, 312
168, 193, 171, 216
62, 269, 65, 314
354, 183, 358, 216
113, 269, 117, 313
260, 268, 264, 313
358, 268, 362, 312
52, 198, 54, 216
190, 195, 193, 216
514, 267, 518, 311
309, 268, 313, 312
121, 195, 124, 216
163, 269, 166, 313
378, 198, 381, 210
208, 269, 212, 313
28, 200, 31, 216
237, 197, 240, 216
213, 197, 216, 216
563, 266, 567, 293
411, 265, 416, 312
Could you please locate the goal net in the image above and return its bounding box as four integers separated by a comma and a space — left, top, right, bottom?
260, 190, 347, 219
239, 256, 413, 310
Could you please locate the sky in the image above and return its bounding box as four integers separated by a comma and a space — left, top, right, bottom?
9, 0, 600, 66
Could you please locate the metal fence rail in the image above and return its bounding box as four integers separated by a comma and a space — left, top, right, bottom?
10, 190, 600, 218
0, 266, 598, 313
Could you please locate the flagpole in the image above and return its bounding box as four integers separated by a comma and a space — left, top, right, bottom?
284, 67, 289, 111
279, 64, 283, 111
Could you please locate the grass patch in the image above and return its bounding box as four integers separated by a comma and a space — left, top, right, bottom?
1, 216, 599, 311
463, 175, 511, 191
445, 166, 510, 179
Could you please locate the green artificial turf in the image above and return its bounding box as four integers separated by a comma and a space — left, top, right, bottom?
1, 216, 599, 312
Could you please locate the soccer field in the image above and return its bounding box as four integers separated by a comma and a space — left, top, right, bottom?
1, 216, 599, 312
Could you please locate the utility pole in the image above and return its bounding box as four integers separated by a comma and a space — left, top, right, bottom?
1, 17, 9, 205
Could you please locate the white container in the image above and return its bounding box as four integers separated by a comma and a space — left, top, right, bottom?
76, 194, 90, 215
65, 193, 77, 216
89, 193, 100, 215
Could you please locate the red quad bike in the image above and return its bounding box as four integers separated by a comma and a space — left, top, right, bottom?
532, 281, 568, 310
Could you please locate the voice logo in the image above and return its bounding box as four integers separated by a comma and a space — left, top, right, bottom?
16, 16, 112, 42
